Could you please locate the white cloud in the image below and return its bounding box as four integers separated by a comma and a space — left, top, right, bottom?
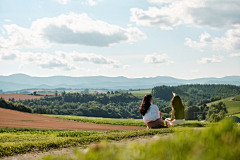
55, 51, 121, 68
200, 31, 212, 43
144, 53, 174, 64
0, 13, 146, 49
18, 64, 24, 70
4, 19, 11, 22
212, 27, 240, 51
0, 49, 83, 71
197, 55, 224, 64
56, 0, 71, 4
185, 27, 240, 51
229, 53, 240, 57
0, 24, 49, 49
191, 70, 199, 73
184, 38, 207, 51
123, 65, 130, 69
131, 0, 240, 29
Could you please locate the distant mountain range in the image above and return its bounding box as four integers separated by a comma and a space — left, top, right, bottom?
0, 73, 240, 92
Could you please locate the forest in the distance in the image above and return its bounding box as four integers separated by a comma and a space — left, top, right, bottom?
2, 84, 240, 120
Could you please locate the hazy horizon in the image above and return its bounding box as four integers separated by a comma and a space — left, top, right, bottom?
0, 0, 240, 79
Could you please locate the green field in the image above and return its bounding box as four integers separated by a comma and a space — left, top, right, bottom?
43, 115, 207, 127
233, 94, 240, 101
0, 127, 174, 157
130, 89, 152, 97
43, 115, 147, 127
207, 96, 240, 115
42, 119, 240, 160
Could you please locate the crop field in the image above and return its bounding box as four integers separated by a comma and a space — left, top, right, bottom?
42, 119, 240, 160
0, 93, 44, 100
207, 96, 240, 115
0, 108, 145, 130
130, 89, 152, 97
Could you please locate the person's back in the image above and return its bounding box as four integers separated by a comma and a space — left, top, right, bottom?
174, 103, 185, 119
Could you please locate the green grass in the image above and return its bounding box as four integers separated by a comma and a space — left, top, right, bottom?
130, 89, 152, 97
43, 115, 147, 127
43, 119, 240, 160
43, 114, 207, 127
233, 94, 240, 101
0, 127, 174, 157
207, 96, 240, 115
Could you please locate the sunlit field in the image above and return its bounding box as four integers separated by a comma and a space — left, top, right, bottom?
207, 96, 240, 115
42, 119, 240, 160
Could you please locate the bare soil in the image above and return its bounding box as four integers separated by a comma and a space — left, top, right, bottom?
0, 108, 145, 130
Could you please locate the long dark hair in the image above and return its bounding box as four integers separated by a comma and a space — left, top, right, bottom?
139, 94, 152, 116
171, 95, 184, 111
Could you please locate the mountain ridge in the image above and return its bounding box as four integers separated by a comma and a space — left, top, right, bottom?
0, 73, 240, 92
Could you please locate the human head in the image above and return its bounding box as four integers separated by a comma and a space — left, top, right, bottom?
171, 95, 184, 110
139, 94, 152, 116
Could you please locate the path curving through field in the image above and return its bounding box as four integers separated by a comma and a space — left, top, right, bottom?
0, 108, 145, 130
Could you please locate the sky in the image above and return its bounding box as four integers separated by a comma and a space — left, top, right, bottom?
0, 0, 239, 79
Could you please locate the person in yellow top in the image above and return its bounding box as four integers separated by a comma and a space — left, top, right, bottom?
165, 91, 185, 126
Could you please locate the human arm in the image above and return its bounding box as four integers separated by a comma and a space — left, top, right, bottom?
170, 107, 175, 121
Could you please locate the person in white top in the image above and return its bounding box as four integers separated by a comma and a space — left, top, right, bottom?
139, 94, 164, 128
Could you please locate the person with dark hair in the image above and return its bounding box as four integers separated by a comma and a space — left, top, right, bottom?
139, 94, 164, 128
165, 92, 185, 126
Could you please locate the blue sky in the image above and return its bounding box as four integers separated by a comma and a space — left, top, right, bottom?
0, 0, 239, 79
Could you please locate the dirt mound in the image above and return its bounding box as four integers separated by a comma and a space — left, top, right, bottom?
0, 108, 145, 130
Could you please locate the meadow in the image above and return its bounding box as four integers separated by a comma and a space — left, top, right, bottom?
207, 96, 240, 115
44, 114, 206, 127
42, 119, 240, 160
129, 89, 152, 97
0, 126, 174, 157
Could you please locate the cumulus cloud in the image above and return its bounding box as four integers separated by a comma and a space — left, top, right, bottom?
185, 27, 240, 51
0, 13, 146, 49
0, 24, 49, 49
197, 55, 224, 64
123, 65, 130, 69
0, 49, 83, 71
4, 19, 11, 22
184, 38, 207, 51
55, 51, 121, 68
144, 53, 174, 64
130, 0, 240, 29
229, 53, 240, 57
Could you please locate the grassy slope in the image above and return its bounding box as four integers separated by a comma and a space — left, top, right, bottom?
233, 94, 240, 101
43, 114, 206, 127
43, 119, 240, 160
130, 89, 151, 97
0, 127, 174, 157
207, 96, 240, 115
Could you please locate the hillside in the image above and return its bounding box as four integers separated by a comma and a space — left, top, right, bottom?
0, 73, 240, 92
207, 96, 240, 115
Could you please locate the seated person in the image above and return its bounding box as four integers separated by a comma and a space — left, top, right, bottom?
139, 94, 164, 128
165, 92, 185, 126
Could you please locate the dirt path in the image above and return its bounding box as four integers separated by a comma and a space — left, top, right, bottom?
0, 108, 145, 130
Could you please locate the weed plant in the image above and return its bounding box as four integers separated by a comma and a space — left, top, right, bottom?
43, 119, 240, 160
0, 128, 173, 157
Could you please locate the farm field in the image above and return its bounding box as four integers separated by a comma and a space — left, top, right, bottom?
130, 89, 152, 97
0, 93, 56, 100
0, 108, 145, 130
206, 96, 240, 115
233, 94, 240, 101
